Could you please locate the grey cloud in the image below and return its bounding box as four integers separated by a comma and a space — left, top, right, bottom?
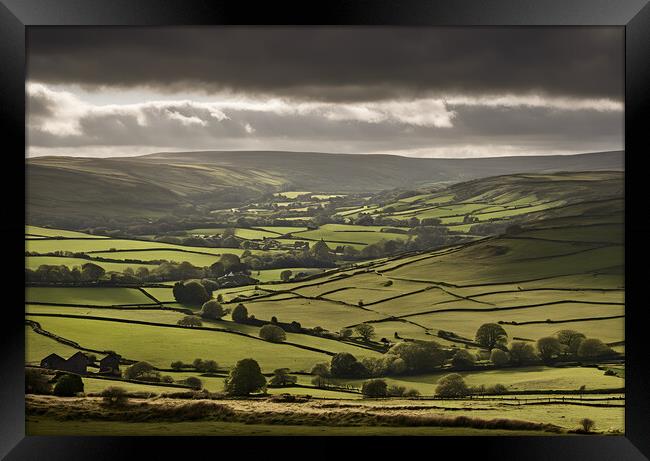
27, 27, 623, 102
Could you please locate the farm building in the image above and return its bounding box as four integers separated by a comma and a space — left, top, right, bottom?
99, 353, 121, 376
40, 353, 66, 370
40, 351, 89, 374
217, 272, 259, 288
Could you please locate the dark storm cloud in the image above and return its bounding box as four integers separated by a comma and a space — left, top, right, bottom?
27, 27, 623, 102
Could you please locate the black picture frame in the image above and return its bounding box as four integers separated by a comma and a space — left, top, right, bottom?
2, 0, 649, 459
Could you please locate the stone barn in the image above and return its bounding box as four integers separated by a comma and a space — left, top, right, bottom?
40, 351, 89, 374
99, 353, 121, 376
40, 353, 66, 370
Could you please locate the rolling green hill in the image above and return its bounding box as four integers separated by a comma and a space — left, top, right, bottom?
27, 150, 623, 220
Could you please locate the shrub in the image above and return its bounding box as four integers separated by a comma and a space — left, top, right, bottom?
184, 376, 203, 390
487, 383, 508, 394
224, 358, 267, 396
451, 349, 476, 368
161, 375, 174, 383
170, 361, 185, 370
101, 386, 128, 406
362, 379, 388, 398
199, 300, 228, 320
339, 328, 353, 339
25, 368, 52, 394
490, 348, 510, 367
53, 374, 84, 397
259, 324, 286, 343
231, 303, 248, 323
387, 385, 406, 397
269, 368, 298, 386
580, 418, 596, 432
177, 315, 203, 327
435, 373, 469, 398
404, 388, 421, 398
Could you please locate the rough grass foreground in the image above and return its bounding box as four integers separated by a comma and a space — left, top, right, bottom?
26, 396, 563, 433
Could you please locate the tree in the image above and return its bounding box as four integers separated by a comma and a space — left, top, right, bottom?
435, 373, 469, 398
330, 352, 367, 378
490, 348, 510, 367
354, 323, 376, 342
231, 303, 248, 323
259, 324, 286, 343
53, 373, 84, 396
269, 368, 297, 386
451, 349, 476, 368
81, 262, 105, 281
537, 337, 563, 362
177, 315, 203, 327
577, 338, 613, 359
183, 376, 203, 390
199, 299, 227, 320
101, 386, 128, 407
124, 361, 156, 380
170, 361, 185, 371
362, 379, 388, 398
508, 341, 537, 366
26, 368, 52, 394
389, 341, 446, 373
193, 358, 219, 373
280, 270, 292, 282
310, 240, 333, 262
408, 217, 420, 228
475, 323, 508, 349
556, 330, 586, 354
224, 358, 267, 396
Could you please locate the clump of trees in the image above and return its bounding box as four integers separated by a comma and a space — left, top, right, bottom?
330, 353, 368, 378
224, 358, 267, 396
123, 361, 171, 383
490, 348, 510, 367
192, 358, 219, 373
173, 280, 210, 306
388, 340, 447, 374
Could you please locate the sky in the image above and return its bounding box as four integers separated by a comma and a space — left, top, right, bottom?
26, 27, 624, 158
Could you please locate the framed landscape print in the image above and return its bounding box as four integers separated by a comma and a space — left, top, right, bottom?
2, 0, 650, 458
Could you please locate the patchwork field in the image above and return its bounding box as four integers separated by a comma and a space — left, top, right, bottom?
25, 171, 625, 436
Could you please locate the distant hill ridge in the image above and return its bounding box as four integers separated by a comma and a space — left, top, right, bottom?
27, 150, 623, 220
